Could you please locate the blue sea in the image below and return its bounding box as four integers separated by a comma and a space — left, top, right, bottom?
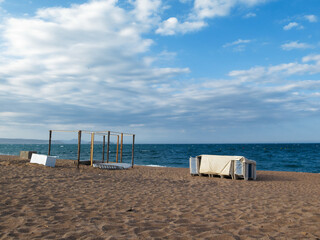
0, 143, 319, 173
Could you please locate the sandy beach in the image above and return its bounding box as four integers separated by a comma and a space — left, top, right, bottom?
0, 155, 319, 239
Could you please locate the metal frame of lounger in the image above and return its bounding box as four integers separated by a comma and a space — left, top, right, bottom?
93, 163, 131, 170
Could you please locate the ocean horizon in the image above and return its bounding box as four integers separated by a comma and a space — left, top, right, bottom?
0, 143, 319, 173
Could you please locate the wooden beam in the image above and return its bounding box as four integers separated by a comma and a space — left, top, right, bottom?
107, 131, 110, 163
90, 132, 95, 166
116, 135, 119, 163
120, 133, 123, 163
50, 130, 79, 133
102, 135, 105, 163
48, 130, 52, 156
131, 134, 135, 168
77, 130, 82, 168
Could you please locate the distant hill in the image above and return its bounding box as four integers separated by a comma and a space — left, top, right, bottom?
0, 138, 61, 144
0, 138, 110, 144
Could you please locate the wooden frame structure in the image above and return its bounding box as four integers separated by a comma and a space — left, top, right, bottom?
48, 130, 135, 168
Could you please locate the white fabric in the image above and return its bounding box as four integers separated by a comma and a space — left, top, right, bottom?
199, 155, 242, 175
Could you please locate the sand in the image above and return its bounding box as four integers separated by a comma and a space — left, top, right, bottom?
0, 155, 319, 240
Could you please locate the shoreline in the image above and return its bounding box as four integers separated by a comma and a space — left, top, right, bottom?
1, 154, 319, 174
1, 155, 320, 239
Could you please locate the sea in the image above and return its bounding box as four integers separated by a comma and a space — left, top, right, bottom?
0, 143, 319, 173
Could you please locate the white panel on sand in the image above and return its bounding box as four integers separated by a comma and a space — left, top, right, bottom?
189, 157, 200, 175
234, 160, 243, 175
30, 154, 56, 167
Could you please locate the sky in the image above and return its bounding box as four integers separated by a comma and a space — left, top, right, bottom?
0, 0, 319, 143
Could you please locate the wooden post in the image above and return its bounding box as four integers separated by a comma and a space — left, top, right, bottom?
48, 130, 52, 156
77, 130, 82, 168
120, 133, 123, 163
116, 135, 119, 163
131, 134, 135, 168
107, 131, 110, 163
231, 160, 235, 180
90, 132, 95, 166
102, 135, 105, 163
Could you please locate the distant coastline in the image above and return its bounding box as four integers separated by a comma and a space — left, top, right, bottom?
1, 138, 319, 145
0, 138, 104, 144
0, 138, 52, 144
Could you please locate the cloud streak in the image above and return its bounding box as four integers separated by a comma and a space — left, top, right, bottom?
281, 41, 314, 50
283, 21, 303, 30
304, 14, 317, 23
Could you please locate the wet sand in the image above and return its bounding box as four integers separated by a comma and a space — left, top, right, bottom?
0, 155, 319, 239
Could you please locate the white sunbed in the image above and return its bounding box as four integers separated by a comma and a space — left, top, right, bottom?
92, 162, 132, 170
190, 155, 256, 180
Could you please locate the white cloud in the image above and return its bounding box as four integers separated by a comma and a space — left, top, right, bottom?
193, 0, 235, 19
139, 54, 320, 131
304, 14, 317, 23
129, 123, 145, 127
131, 0, 162, 29
244, 12, 256, 18
156, 0, 269, 35
223, 39, 252, 47
0, 0, 320, 142
156, 17, 206, 35
283, 22, 303, 30
193, 0, 266, 19
229, 66, 266, 81
281, 41, 313, 51
229, 54, 320, 80
302, 54, 320, 63
156, 17, 178, 35
0, 112, 29, 118
0, 0, 191, 130
223, 39, 252, 52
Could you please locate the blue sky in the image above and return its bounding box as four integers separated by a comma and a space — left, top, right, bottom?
0, 0, 319, 143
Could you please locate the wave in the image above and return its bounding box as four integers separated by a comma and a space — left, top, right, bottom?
136, 164, 166, 168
